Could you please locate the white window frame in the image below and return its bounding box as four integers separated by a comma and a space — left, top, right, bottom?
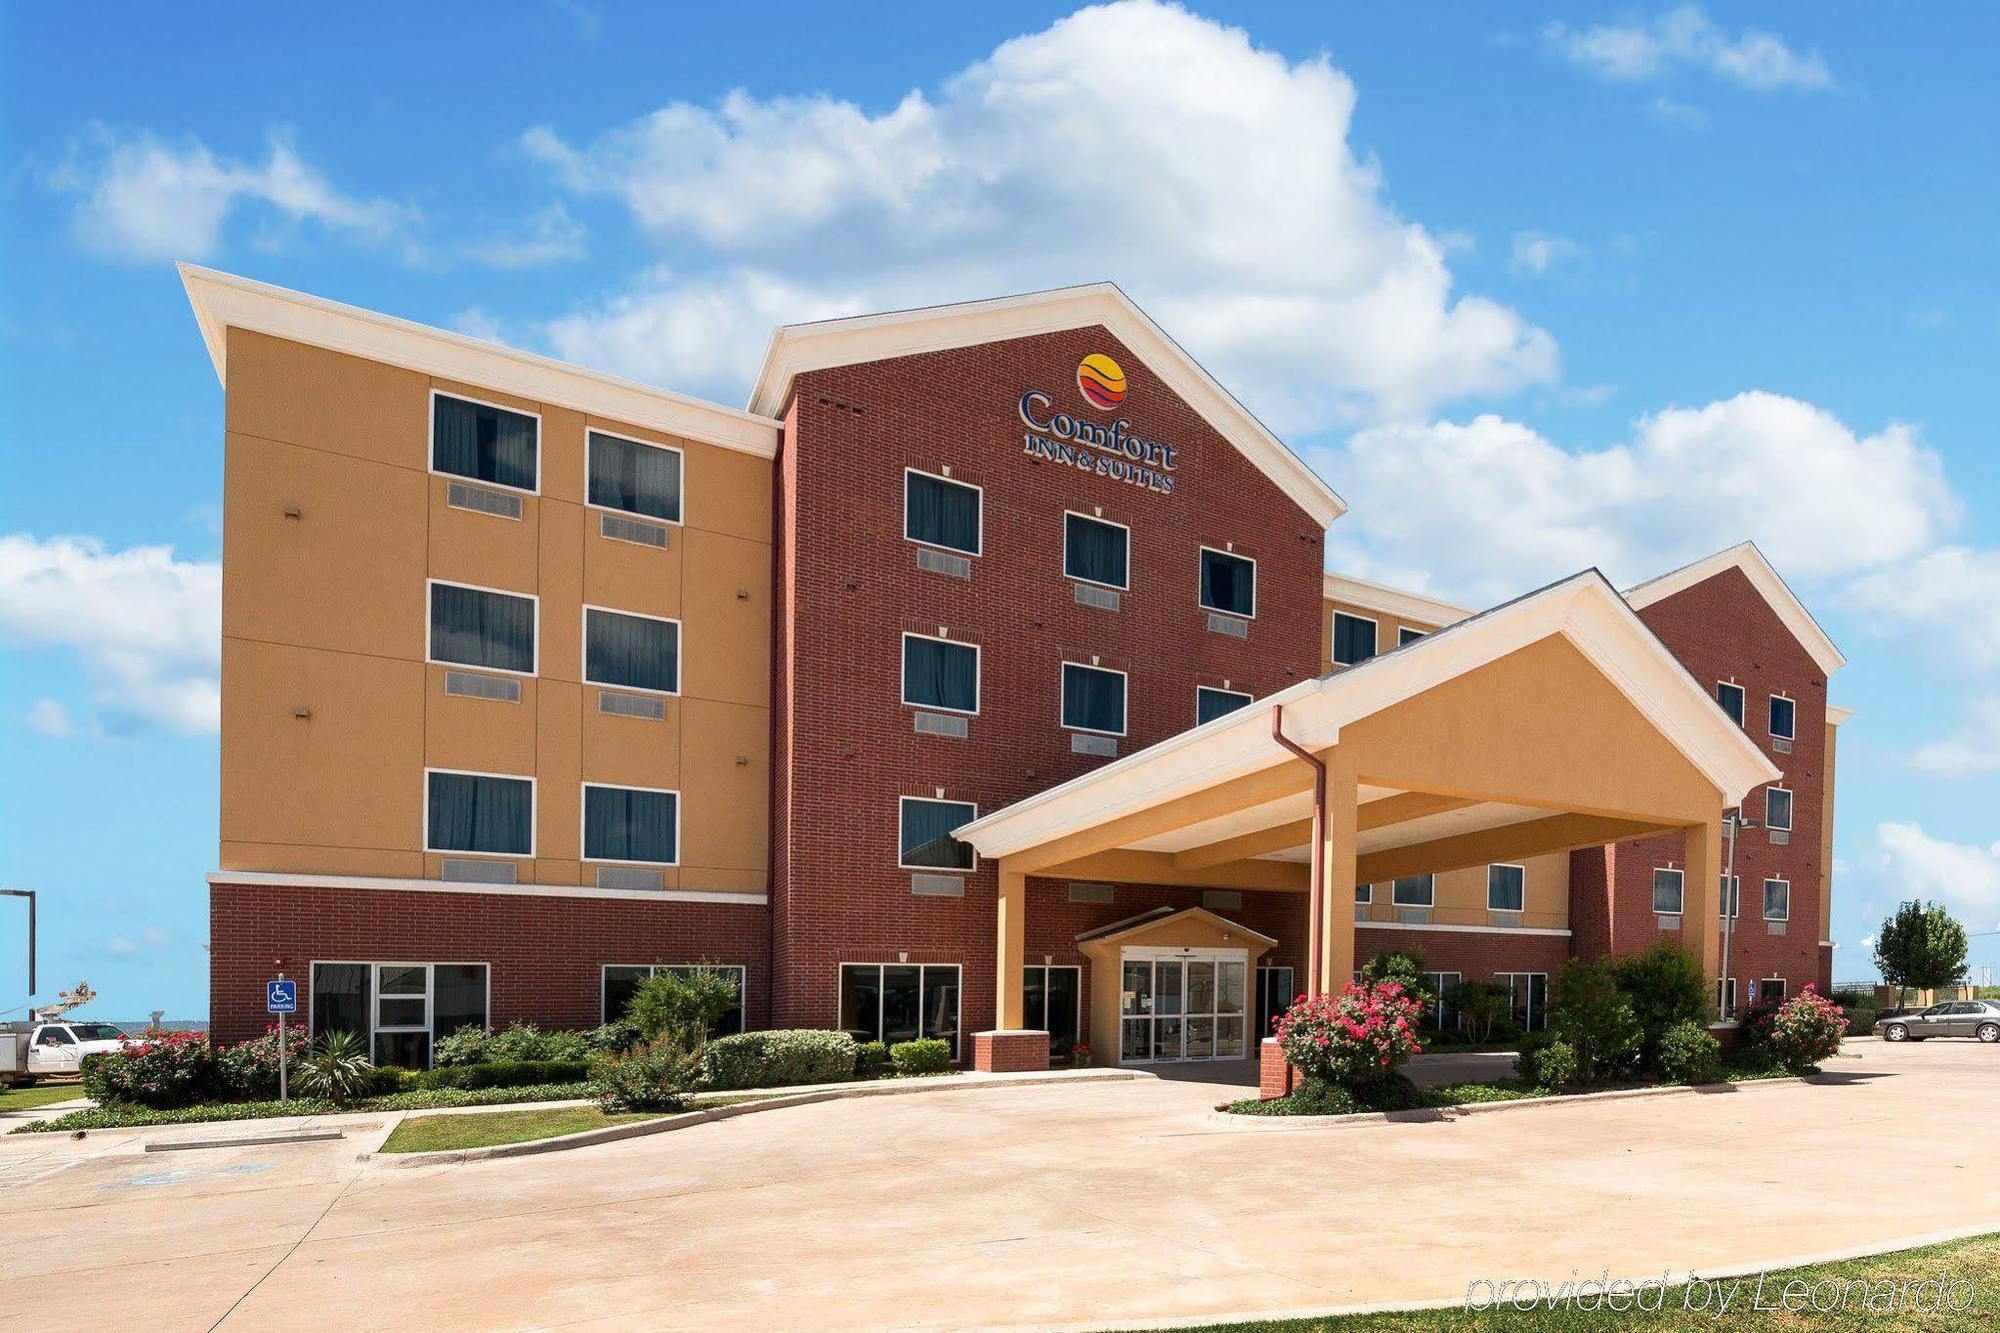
584, 428, 685, 526
1763, 876, 1791, 922
426, 578, 539, 678
1022, 963, 1083, 1040
1195, 685, 1253, 726
1060, 660, 1129, 736
1768, 692, 1797, 741
1487, 863, 1527, 912
903, 467, 983, 558
1652, 866, 1686, 916
1061, 510, 1131, 591
598, 963, 746, 1030
900, 631, 981, 716
309, 959, 492, 1069
1765, 785, 1794, 833
1398, 625, 1425, 647
1197, 545, 1257, 619
1496, 971, 1550, 1032
837, 961, 963, 1059
1331, 611, 1379, 667
429, 388, 542, 496
1761, 976, 1789, 1004
1716, 976, 1737, 1015
423, 767, 536, 858
580, 782, 682, 867
1716, 680, 1746, 728
582, 604, 682, 697
1392, 874, 1435, 908
897, 794, 979, 873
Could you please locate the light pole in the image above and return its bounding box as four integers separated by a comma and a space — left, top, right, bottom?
1718, 813, 1759, 1020
1, 889, 33, 1000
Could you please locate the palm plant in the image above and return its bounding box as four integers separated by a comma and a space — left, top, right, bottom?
293, 1030, 376, 1106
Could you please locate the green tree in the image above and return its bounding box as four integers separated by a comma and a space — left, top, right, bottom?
627, 967, 740, 1043
1611, 939, 1711, 1072
1549, 957, 1641, 1084
1454, 980, 1512, 1041
1875, 901, 1969, 1008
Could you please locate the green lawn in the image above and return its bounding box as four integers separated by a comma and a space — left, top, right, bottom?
0, 1082, 86, 1113
380, 1105, 663, 1153
1157, 1232, 2000, 1331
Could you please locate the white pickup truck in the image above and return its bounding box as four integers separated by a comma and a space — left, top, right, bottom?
0, 1021, 129, 1084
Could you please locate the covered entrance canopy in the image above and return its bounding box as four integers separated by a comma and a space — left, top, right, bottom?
956, 571, 1782, 1070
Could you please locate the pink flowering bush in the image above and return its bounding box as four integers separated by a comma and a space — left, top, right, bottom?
1767, 986, 1847, 1073
220, 1023, 315, 1100
1275, 981, 1425, 1090
81, 1030, 219, 1109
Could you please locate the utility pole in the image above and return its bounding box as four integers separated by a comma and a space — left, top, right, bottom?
1, 889, 33, 999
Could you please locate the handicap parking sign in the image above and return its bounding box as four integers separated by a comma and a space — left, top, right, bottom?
267, 979, 298, 1014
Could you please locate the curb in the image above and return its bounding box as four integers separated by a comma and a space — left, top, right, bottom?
1204, 1072, 1817, 1131
364, 1068, 1146, 1166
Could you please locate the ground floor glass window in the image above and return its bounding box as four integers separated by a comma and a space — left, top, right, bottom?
839, 963, 960, 1060
309, 961, 489, 1069
1495, 971, 1549, 1033
1022, 965, 1081, 1058
1119, 953, 1248, 1062
1255, 965, 1295, 1038
1421, 971, 1462, 1029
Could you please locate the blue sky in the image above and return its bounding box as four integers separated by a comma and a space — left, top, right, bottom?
4, 3, 1997, 1020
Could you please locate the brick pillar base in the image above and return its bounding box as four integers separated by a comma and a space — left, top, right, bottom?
971, 1029, 1050, 1073
1258, 1037, 1298, 1100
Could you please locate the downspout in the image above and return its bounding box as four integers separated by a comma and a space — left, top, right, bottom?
1271, 704, 1325, 999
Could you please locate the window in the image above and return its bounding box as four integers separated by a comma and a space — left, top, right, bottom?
1488, 863, 1526, 912
429, 580, 536, 674
1198, 547, 1256, 618
1716, 976, 1737, 1017
1063, 512, 1129, 590
601, 964, 744, 1035
425, 770, 533, 856
1651, 867, 1685, 915
899, 797, 976, 872
1023, 965, 1081, 1058
310, 961, 489, 1069
1195, 686, 1253, 725
901, 633, 979, 714
587, 430, 682, 523
1497, 972, 1549, 1032
1763, 877, 1791, 921
1721, 874, 1740, 919
433, 392, 538, 493
584, 606, 679, 694
1399, 626, 1425, 647
1331, 612, 1378, 666
1762, 977, 1788, 1004
1769, 694, 1796, 741
1422, 972, 1462, 1029
905, 469, 980, 556
1392, 875, 1435, 907
1061, 662, 1127, 735
1765, 787, 1794, 833
1355, 882, 1372, 905
840, 963, 960, 1060
582, 784, 679, 866
1256, 966, 1295, 1038
1716, 681, 1745, 727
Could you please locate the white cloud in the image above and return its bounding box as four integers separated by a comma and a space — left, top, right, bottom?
1845, 546, 2000, 675
462, 202, 587, 269
1873, 823, 2000, 930
25, 699, 74, 737
1313, 392, 1957, 606
1647, 97, 1712, 130
1546, 6, 1833, 91
523, 0, 1557, 426
56, 127, 415, 263
0, 534, 220, 736
1510, 230, 1584, 276
1906, 696, 2000, 779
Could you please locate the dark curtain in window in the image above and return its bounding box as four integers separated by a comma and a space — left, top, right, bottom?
902, 637, 977, 712
602, 966, 650, 1022
1393, 874, 1434, 906
1196, 689, 1250, 725
906, 472, 980, 554
1650, 871, 1682, 914
1490, 865, 1526, 911
1766, 788, 1793, 829
900, 799, 975, 870
839, 965, 883, 1043
431, 583, 534, 673
1062, 663, 1126, 733
1200, 549, 1255, 616
1769, 695, 1796, 738
312, 963, 368, 1040
1717, 684, 1745, 725
1064, 514, 1128, 587
428, 772, 533, 855
434, 394, 537, 491
1764, 879, 1789, 918
584, 786, 678, 864
923, 965, 960, 1059
587, 610, 678, 692
432, 964, 489, 1040
1333, 614, 1377, 665
1023, 968, 1047, 1031
588, 431, 682, 522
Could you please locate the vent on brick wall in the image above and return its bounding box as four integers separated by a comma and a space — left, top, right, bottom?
1071, 733, 1118, 757
1771, 738, 1792, 755
1657, 915, 1681, 932
1067, 882, 1115, 904
1206, 613, 1249, 638
444, 670, 522, 703
446, 482, 523, 520
599, 690, 666, 720
915, 547, 972, 580
1767, 920, 1788, 936
1074, 583, 1120, 611
600, 512, 670, 548
1354, 904, 1368, 923
441, 859, 517, 884
1202, 890, 1243, 911
1489, 912, 1521, 930
1397, 907, 1431, 925
597, 866, 664, 891
913, 711, 969, 739
1769, 830, 1791, 846
910, 873, 965, 897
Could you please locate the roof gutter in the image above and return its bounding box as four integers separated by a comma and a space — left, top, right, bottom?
1270, 703, 1325, 999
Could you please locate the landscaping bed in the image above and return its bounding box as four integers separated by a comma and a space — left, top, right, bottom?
12, 1080, 597, 1133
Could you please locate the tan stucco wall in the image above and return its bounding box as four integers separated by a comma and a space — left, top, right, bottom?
1321, 596, 1439, 669
1360, 851, 1569, 930
219, 329, 772, 894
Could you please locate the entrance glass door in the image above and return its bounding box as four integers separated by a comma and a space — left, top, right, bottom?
1119, 950, 1248, 1062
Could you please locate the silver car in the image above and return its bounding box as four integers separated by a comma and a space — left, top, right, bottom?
1876, 1000, 2000, 1043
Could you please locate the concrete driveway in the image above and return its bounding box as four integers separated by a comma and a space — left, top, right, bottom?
4, 1038, 1996, 1330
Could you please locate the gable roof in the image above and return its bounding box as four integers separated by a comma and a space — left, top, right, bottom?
1623, 541, 1845, 676
745, 283, 1346, 529
1074, 905, 1278, 948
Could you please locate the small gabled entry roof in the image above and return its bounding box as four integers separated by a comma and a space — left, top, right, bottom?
1624, 541, 1845, 676
1074, 905, 1278, 948
746, 283, 1346, 529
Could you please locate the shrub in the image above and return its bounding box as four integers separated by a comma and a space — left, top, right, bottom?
1228, 1077, 1360, 1117
1767, 987, 1847, 1074
1360, 949, 1437, 1018
1514, 1031, 1578, 1090
1454, 980, 1513, 1041
628, 968, 741, 1043
589, 1020, 642, 1054
1274, 981, 1424, 1092
700, 1029, 857, 1091
1612, 940, 1711, 1072
1549, 958, 1641, 1084
889, 1038, 951, 1077
83, 1030, 217, 1108
403, 1059, 593, 1092
1655, 1019, 1722, 1085
432, 1025, 494, 1067
292, 1031, 376, 1106
1830, 989, 1879, 1036
853, 1040, 891, 1079
433, 1023, 599, 1066
219, 1024, 315, 1100
1736, 993, 1785, 1053
593, 1037, 702, 1112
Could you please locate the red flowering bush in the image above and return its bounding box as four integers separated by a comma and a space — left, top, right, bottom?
81, 1030, 219, 1109
1767, 986, 1847, 1073
220, 1023, 315, 1100
1274, 981, 1425, 1090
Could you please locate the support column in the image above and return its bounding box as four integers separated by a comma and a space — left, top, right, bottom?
1684, 816, 1723, 980
974, 858, 1047, 1072
1318, 750, 1359, 991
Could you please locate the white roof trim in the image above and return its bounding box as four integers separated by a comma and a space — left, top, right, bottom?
1624, 541, 1844, 675
746, 283, 1346, 529
1322, 572, 1473, 628
179, 264, 783, 459
958, 571, 1782, 861
1826, 705, 1855, 726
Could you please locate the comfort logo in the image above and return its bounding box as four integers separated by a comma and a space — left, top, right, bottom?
1076, 354, 1127, 411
